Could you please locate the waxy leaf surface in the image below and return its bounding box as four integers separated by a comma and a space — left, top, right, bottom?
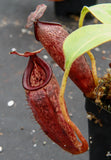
79, 3, 111, 27
63, 24, 111, 70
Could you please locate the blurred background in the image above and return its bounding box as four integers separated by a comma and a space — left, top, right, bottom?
0, 0, 111, 160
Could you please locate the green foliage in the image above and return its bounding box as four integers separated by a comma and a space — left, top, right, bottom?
63, 3, 111, 72
79, 3, 111, 27
63, 24, 111, 71
60, 3, 111, 109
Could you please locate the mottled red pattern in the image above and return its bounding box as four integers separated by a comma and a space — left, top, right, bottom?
24, 56, 88, 154
10, 49, 88, 154
34, 21, 95, 96
27, 4, 95, 95
10, 4, 89, 154
26, 4, 95, 96
30, 61, 46, 87
26, 4, 95, 95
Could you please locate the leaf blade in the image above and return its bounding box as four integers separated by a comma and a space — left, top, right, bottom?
63, 24, 111, 70
79, 3, 111, 27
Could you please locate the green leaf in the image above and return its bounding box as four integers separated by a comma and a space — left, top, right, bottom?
79, 3, 111, 27
63, 24, 111, 70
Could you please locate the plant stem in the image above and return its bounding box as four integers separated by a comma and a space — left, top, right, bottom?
87, 50, 98, 86
59, 67, 79, 130
79, 8, 88, 28
59, 68, 88, 145
59, 68, 69, 121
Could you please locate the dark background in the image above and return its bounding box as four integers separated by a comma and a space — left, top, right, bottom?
0, 0, 111, 160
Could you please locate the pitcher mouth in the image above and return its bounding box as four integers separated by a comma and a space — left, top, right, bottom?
10, 48, 88, 154
10, 49, 52, 91
22, 55, 52, 91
